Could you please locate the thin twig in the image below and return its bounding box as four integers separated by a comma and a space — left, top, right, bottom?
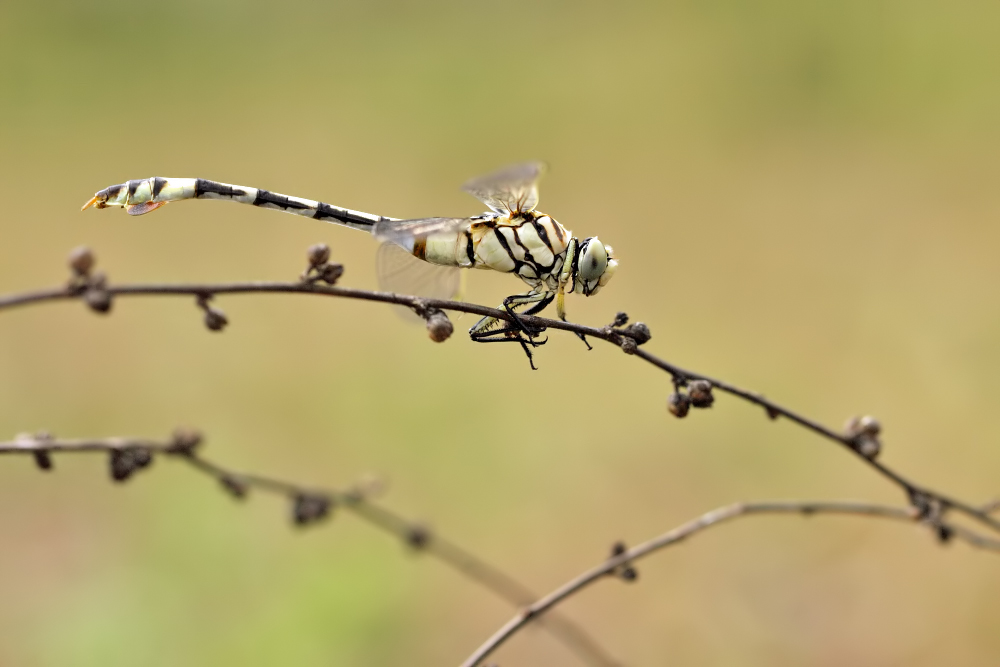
0, 430, 618, 667
459, 499, 1000, 667
2, 246, 997, 539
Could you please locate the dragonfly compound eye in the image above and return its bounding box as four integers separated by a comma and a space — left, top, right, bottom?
578, 237, 608, 283
577, 237, 617, 296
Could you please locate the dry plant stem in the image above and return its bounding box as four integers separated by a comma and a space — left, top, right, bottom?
2, 268, 998, 536
0, 434, 617, 667
460, 499, 1000, 667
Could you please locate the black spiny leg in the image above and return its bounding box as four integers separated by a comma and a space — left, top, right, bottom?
469, 292, 554, 370
469, 328, 547, 370
503, 292, 553, 337
561, 313, 593, 350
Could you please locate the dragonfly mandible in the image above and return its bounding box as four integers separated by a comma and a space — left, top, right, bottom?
82, 162, 618, 369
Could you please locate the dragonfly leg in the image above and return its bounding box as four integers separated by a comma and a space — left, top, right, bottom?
562, 313, 593, 350
556, 289, 591, 350
502, 291, 554, 336
469, 292, 553, 338
469, 328, 547, 370
469, 292, 554, 370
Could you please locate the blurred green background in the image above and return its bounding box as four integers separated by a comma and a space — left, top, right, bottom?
2, 0, 999, 665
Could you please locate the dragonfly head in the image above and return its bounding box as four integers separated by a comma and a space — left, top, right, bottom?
575, 237, 618, 296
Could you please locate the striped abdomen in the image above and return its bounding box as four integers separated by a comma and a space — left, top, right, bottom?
84, 177, 390, 232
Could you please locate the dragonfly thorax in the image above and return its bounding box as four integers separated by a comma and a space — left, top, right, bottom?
468, 211, 572, 292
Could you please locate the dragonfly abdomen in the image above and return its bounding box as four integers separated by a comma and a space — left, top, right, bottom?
83, 177, 387, 232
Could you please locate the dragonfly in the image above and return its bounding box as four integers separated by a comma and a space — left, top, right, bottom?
81, 162, 618, 369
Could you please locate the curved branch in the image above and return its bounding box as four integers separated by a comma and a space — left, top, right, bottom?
0, 431, 618, 667
1, 247, 997, 539
459, 499, 1000, 667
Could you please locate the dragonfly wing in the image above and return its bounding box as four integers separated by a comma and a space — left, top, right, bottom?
376, 242, 464, 324
461, 161, 546, 215
372, 217, 470, 246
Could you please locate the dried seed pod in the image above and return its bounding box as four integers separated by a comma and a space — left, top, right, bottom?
426, 311, 454, 342
845, 415, 882, 459
109, 449, 137, 482
855, 434, 881, 460
688, 380, 714, 408
203, 307, 228, 332
858, 415, 881, 437
68, 246, 95, 276
609, 541, 638, 581
219, 475, 249, 499
85, 288, 112, 314
619, 337, 637, 355
622, 322, 651, 345
319, 262, 344, 285
168, 428, 203, 456
130, 447, 153, 470
612, 312, 629, 327
33, 449, 53, 471
406, 525, 431, 549
292, 494, 332, 526
307, 243, 331, 268
667, 392, 691, 418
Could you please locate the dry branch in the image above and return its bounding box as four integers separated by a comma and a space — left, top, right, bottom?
0, 430, 617, 667
1, 246, 997, 540
4, 246, 1000, 665
459, 499, 1000, 667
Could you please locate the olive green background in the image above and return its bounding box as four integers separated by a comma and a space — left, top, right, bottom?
1, 1, 999, 665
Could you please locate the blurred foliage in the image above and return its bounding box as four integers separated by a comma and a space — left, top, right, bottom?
1, 1, 999, 665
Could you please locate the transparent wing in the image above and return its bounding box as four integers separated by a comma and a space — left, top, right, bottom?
376, 242, 464, 323
372, 217, 470, 245
461, 161, 546, 215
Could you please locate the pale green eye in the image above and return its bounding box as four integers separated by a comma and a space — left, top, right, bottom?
579, 237, 609, 282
